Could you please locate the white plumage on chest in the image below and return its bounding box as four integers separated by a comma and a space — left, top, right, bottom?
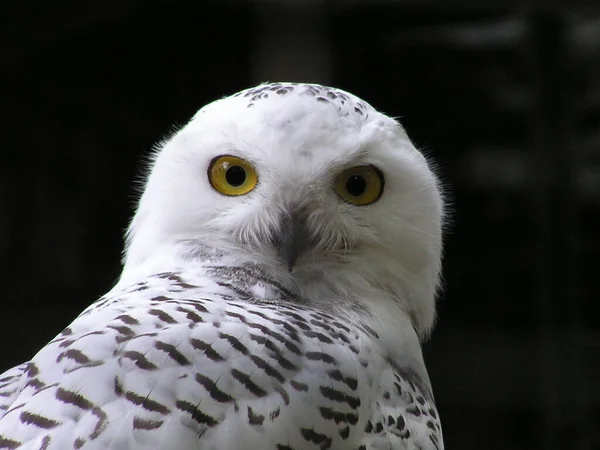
1, 270, 441, 450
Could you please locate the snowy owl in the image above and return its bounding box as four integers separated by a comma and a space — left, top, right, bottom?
0, 82, 445, 450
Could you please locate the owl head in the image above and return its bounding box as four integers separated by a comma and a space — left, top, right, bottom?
123, 83, 444, 339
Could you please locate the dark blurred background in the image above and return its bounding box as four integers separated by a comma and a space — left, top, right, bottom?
1, 1, 598, 449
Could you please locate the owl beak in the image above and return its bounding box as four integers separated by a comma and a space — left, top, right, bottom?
278, 214, 310, 273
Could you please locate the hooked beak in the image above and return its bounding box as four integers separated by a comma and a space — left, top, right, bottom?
278, 214, 310, 273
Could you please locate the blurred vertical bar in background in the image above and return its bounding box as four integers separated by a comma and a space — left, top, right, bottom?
568, 13, 600, 449
529, 12, 579, 450
251, 1, 332, 85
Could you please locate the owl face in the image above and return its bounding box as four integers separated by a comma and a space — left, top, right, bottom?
124, 83, 444, 336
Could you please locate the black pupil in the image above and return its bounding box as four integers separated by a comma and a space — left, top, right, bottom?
225, 166, 247, 187
346, 175, 367, 197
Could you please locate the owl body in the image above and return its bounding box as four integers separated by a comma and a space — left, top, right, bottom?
0, 83, 444, 449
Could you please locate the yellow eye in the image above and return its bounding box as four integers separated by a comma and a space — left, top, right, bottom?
208, 155, 258, 196
335, 165, 384, 206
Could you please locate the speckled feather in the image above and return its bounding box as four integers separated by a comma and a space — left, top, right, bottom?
0, 269, 441, 450
0, 83, 444, 449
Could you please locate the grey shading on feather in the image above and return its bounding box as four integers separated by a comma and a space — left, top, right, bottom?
232, 83, 372, 121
